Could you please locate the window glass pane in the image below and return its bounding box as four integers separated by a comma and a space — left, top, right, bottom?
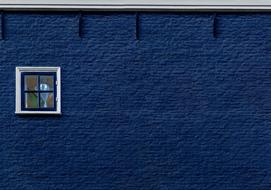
24, 75, 38, 91
25, 93, 39, 108
40, 76, 54, 91
40, 93, 54, 108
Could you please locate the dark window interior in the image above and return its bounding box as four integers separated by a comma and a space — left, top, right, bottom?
21, 72, 56, 111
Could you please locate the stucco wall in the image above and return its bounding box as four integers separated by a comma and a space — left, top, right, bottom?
1, 12, 271, 190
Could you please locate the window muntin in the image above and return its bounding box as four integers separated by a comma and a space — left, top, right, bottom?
21, 72, 56, 111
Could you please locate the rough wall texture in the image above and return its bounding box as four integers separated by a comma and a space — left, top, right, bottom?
1, 12, 271, 190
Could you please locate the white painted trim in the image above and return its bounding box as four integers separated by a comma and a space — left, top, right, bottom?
15, 67, 61, 115
2, 0, 271, 11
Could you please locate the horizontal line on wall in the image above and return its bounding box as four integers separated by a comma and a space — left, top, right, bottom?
2, 4, 271, 12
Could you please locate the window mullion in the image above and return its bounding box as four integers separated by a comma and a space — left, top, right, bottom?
38, 75, 40, 108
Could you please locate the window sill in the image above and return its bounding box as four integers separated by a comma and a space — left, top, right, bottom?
15, 111, 62, 115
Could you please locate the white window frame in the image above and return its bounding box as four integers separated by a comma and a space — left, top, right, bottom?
15, 67, 61, 115
1, 0, 271, 11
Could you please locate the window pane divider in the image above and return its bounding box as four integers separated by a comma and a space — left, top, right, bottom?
24, 91, 54, 93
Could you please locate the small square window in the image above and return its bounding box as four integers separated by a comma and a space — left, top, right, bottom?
16, 67, 61, 115
22, 73, 56, 111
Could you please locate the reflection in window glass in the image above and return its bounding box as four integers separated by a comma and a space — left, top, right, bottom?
40, 93, 54, 108
25, 92, 39, 108
24, 75, 38, 91
40, 76, 54, 91
22, 73, 56, 110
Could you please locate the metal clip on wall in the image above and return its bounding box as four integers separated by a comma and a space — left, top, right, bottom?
1, 11, 4, 40
78, 12, 83, 38
135, 12, 140, 41
213, 13, 218, 38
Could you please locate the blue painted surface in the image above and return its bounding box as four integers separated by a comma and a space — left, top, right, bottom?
1, 12, 271, 190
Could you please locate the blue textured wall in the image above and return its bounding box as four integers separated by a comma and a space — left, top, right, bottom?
1, 12, 271, 190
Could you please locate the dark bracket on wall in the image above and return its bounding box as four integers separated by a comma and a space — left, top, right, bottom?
213, 13, 218, 38
1, 11, 4, 40
135, 12, 140, 41
78, 12, 83, 38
